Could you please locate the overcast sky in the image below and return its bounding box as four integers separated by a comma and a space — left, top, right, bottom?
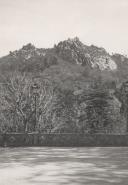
0, 0, 128, 57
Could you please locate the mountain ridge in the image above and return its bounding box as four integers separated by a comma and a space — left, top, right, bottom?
1, 37, 127, 72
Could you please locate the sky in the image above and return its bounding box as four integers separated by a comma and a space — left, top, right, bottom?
0, 0, 128, 57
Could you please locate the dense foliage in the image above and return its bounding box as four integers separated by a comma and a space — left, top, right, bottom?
0, 39, 128, 133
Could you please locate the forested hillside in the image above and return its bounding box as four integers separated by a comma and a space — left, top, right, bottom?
0, 38, 128, 133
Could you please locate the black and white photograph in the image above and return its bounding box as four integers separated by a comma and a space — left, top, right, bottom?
0, 0, 128, 184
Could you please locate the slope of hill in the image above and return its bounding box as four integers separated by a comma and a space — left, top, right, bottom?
0, 37, 128, 133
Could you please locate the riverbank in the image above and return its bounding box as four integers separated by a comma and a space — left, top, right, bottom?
1, 133, 128, 147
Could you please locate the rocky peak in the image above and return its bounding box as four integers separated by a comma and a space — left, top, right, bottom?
56, 37, 85, 50
66, 37, 84, 47
9, 43, 46, 61
22, 43, 35, 51
55, 37, 88, 65
55, 37, 117, 70
68, 36, 79, 42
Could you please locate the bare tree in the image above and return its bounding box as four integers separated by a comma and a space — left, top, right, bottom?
0, 72, 56, 133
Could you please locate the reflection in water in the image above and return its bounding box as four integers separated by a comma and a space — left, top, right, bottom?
0, 147, 128, 185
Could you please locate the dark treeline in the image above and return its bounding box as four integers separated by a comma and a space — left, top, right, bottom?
0, 71, 127, 134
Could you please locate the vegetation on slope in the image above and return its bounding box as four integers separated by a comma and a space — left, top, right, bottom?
0, 38, 128, 133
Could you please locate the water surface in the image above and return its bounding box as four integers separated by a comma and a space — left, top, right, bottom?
0, 147, 128, 185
